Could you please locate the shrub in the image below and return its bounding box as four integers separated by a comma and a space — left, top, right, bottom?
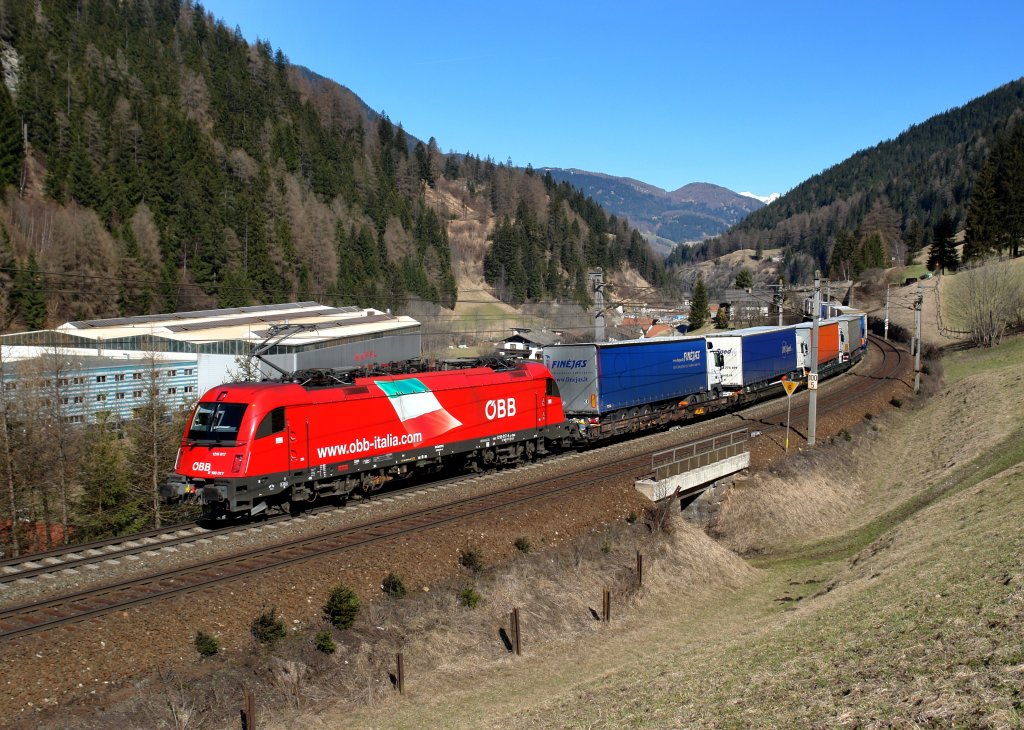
251, 606, 287, 646
890, 397, 903, 408
194, 630, 219, 657
381, 572, 406, 599
626, 511, 638, 525
600, 540, 612, 554
314, 630, 336, 654
324, 584, 361, 629
458, 586, 481, 608
458, 547, 483, 573
514, 536, 531, 553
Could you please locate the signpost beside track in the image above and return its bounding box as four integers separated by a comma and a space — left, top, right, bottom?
782, 379, 799, 452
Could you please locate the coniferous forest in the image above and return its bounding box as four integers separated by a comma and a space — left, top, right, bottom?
667, 78, 1024, 283
0, 0, 667, 330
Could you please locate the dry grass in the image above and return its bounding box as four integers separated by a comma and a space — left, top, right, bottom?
44, 337, 1024, 729
284, 336, 1024, 729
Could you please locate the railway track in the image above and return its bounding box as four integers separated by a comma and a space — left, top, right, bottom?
0, 466, 513, 588
0, 336, 909, 641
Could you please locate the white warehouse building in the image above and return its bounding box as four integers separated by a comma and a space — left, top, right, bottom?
0, 302, 421, 423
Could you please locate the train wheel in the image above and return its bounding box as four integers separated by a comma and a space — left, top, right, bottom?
525, 440, 536, 461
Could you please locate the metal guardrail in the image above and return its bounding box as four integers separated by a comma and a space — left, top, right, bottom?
649, 428, 749, 482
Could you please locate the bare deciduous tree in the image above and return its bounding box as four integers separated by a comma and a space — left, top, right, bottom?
947, 259, 1024, 347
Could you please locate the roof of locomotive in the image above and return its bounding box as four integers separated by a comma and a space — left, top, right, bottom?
198, 360, 552, 407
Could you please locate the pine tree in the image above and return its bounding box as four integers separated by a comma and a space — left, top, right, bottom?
902, 217, 924, 265
76, 413, 144, 539
928, 212, 960, 273
12, 251, 46, 329
688, 275, 709, 330
0, 83, 23, 190
964, 162, 1000, 261
734, 268, 753, 290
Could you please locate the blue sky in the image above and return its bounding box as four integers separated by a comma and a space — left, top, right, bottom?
200, 0, 1024, 197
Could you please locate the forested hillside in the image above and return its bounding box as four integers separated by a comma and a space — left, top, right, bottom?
668, 78, 1024, 283
0, 0, 666, 330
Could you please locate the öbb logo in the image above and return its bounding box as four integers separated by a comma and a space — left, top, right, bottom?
192, 461, 212, 473
485, 398, 517, 420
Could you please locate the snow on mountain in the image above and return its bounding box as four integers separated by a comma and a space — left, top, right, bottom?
739, 191, 781, 205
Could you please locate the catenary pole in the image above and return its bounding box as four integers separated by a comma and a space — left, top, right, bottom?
591, 269, 605, 343
884, 284, 890, 340
914, 282, 923, 394
807, 271, 821, 446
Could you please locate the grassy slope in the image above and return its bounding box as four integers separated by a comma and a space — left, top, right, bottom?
304, 339, 1024, 729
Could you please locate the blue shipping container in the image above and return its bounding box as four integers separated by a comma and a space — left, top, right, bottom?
739, 327, 798, 385
707, 327, 797, 388
544, 338, 709, 416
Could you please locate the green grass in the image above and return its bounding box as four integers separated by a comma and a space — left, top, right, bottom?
943, 334, 1024, 383
892, 263, 928, 282
753, 423, 1024, 570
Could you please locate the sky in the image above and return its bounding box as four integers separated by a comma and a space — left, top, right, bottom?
199, 0, 1024, 197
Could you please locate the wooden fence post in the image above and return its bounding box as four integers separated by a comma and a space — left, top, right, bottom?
240, 687, 256, 730
637, 550, 643, 586
510, 607, 522, 655
602, 587, 611, 622
395, 652, 405, 695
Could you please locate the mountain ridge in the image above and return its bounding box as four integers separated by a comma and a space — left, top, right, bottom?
540, 168, 765, 254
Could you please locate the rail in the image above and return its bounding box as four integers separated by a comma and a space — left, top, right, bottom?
647, 428, 749, 482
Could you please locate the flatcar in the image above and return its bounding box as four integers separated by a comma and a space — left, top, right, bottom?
162, 360, 567, 518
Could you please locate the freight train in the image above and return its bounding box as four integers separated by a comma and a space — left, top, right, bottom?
163, 316, 867, 519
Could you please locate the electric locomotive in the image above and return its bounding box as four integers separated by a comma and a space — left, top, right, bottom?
162, 359, 568, 518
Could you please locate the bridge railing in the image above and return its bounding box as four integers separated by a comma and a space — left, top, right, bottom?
648, 428, 749, 482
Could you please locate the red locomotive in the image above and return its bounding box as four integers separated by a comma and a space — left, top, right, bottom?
163, 360, 568, 518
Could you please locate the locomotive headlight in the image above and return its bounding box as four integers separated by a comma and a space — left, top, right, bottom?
232, 454, 243, 473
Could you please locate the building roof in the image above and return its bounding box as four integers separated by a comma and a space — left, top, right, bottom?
56, 302, 418, 346
503, 329, 560, 347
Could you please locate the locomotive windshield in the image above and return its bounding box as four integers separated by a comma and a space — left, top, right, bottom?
187, 402, 249, 445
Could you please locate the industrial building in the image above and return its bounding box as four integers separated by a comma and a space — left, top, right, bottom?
0, 302, 421, 423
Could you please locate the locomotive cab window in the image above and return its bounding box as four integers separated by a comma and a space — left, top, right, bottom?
188, 402, 248, 445
546, 378, 561, 397
255, 407, 286, 439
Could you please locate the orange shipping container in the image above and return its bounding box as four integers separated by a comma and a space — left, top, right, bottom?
794, 320, 840, 369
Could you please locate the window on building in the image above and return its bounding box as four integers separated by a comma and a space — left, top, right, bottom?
133, 372, 143, 380
167, 387, 177, 395
96, 394, 107, 402
184, 368, 194, 375
96, 375, 106, 383
184, 386, 195, 393
115, 373, 126, 381
59, 378, 69, 386
133, 391, 142, 398
61, 397, 69, 405
73, 396, 83, 404
4, 383, 14, 391
116, 392, 125, 400
73, 377, 84, 384
167, 370, 177, 377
